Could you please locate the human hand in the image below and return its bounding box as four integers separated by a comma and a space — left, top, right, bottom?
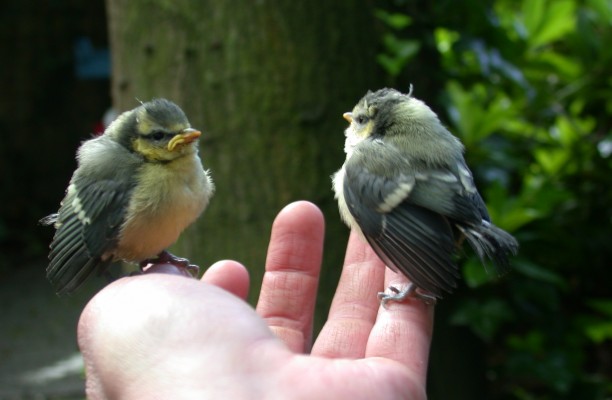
77, 201, 433, 399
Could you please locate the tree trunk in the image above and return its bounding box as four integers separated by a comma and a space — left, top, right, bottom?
105, 1, 383, 306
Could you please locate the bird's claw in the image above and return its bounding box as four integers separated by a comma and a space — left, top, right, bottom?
377, 283, 437, 307
140, 250, 200, 278
184, 263, 200, 277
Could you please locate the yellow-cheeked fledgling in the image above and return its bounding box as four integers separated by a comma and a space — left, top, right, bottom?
41, 99, 214, 295
333, 87, 518, 305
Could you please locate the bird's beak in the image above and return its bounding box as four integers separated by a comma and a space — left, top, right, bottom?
343, 112, 353, 123
167, 128, 201, 151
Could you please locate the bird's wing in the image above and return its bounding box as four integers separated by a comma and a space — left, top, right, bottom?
409, 160, 518, 272
44, 178, 132, 295
405, 159, 490, 224
343, 146, 462, 297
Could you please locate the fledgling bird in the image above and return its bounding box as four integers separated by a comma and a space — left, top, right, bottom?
333, 87, 518, 305
41, 99, 214, 295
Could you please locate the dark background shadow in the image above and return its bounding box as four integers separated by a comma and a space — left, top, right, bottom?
0, 1, 110, 397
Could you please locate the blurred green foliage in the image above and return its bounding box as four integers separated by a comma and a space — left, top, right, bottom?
378, 0, 611, 398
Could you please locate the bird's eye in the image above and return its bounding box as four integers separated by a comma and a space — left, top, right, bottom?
355, 115, 368, 125
149, 131, 166, 141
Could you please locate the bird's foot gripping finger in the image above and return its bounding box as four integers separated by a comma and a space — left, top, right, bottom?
377, 283, 437, 307
184, 263, 200, 277
140, 250, 200, 278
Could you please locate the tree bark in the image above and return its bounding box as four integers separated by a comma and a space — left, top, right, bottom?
105, 0, 383, 304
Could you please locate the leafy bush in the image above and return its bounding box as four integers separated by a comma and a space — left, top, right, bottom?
378, 0, 612, 398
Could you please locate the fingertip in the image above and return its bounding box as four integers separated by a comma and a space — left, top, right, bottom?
256, 201, 326, 352
202, 260, 250, 300
274, 201, 325, 235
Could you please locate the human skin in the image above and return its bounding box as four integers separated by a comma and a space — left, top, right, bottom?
77, 201, 433, 399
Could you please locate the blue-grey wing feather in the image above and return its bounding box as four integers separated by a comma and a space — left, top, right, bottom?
43, 178, 132, 295
343, 143, 517, 298
343, 152, 460, 297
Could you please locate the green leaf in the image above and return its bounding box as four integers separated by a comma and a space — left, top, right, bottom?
522, 0, 546, 38
556, 114, 595, 145
534, 147, 570, 175
520, 0, 577, 49
584, 321, 612, 343
587, 0, 612, 25
495, 206, 542, 232
463, 258, 493, 288
512, 259, 567, 289
507, 330, 545, 352
577, 300, 612, 343
434, 27, 460, 54
586, 299, 612, 316
518, 173, 574, 218
485, 183, 542, 231
376, 54, 402, 77
446, 82, 518, 146
375, 10, 412, 30
382, 34, 420, 59
505, 332, 576, 393
377, 35, 420, 77
451, 299, 515, 341
536, 51, 581, 79
539, 1, 576, 45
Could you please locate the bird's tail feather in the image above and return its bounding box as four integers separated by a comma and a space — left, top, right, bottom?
39, 214, 59, 226
458, 221, 518, 274
47, 253, 111, 296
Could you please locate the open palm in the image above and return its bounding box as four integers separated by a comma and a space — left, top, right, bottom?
78, 201, 432, 399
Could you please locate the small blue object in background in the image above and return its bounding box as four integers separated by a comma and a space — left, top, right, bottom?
74, 37, 110, 80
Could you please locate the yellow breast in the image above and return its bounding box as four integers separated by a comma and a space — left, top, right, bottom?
114, 154, 213, 261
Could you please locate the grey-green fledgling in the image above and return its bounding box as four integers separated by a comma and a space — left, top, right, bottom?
333, 87, 518, 305
42, 99, 214, 295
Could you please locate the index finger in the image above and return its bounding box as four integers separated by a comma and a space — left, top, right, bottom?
312, 230, 386, 358
256, 201, 325, 353
313, 229, 434, 384
366, 267, 434, 385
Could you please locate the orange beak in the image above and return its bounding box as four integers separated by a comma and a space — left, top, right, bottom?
167, 128, 201, 151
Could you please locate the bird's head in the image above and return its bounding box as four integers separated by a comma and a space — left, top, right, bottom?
108, 99, 202, 162
342, 87, 462, 160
